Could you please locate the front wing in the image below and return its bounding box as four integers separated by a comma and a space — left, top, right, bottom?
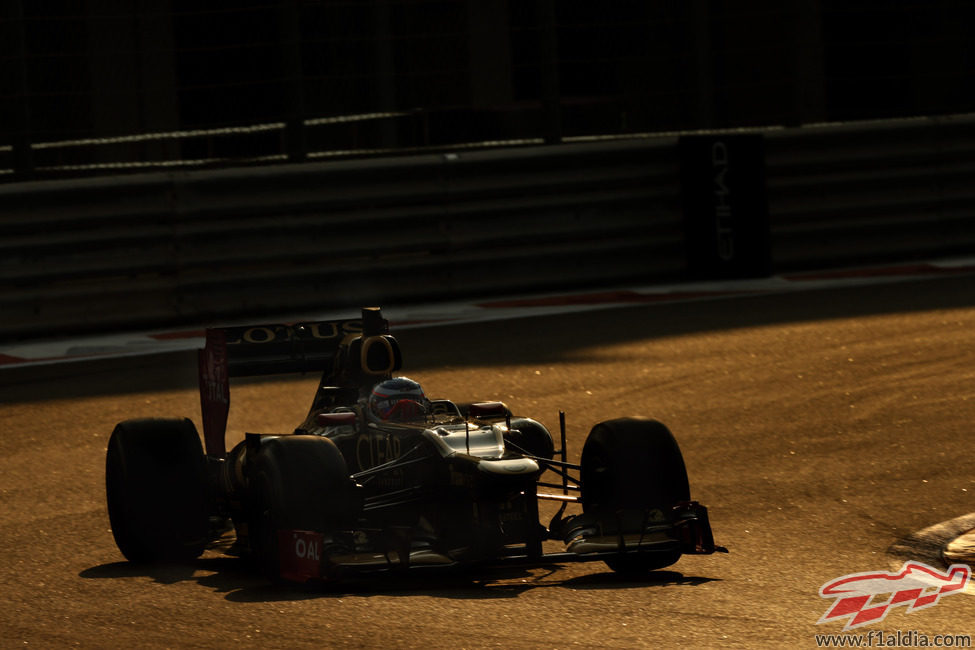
274, 501, 727, 583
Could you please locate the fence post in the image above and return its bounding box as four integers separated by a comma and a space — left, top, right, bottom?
538, 0, 562, 145
280, 0, 307, 162
10, 0, 34, 180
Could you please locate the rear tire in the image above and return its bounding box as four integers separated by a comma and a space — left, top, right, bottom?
580, 417, 690, 574
249, 435, 352, 581
105, 418, 208, 562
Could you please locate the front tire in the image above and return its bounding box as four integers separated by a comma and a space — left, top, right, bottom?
105, 418, 209, 562
248, 435, 352, 581
580, 417, 690, 574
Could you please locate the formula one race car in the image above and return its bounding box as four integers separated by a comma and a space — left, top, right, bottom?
105, 307, 726, 582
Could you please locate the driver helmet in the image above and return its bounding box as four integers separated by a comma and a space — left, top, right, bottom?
368, 377, 430, 422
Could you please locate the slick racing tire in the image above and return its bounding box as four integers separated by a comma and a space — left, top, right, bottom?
249, 435, 351, 582
580, 417, 690, 575
105, 418, 209, 563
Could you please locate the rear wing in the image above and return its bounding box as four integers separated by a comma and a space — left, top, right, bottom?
198, 307, 395, 458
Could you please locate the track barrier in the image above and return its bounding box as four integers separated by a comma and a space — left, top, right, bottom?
2, 114, 974, 340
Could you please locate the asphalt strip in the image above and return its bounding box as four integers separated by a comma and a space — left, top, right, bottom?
4, 256, 975, 369
5, 256, 975, 573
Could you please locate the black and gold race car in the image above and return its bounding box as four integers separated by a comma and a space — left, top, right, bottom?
105, 307, 726, 583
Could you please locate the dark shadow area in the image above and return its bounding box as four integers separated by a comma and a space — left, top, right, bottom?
80, 555, 719, 603
81, 557, 316, 603
556, 569, 717, 590
4, 274, 974, 404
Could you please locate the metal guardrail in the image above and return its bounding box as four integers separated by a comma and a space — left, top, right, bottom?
765, 114, 975, 269
2, 115, 974, 341
0, 139, 682, 340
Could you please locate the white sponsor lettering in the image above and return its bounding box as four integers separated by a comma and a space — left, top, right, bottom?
355, 432, 402, 469
294, 535, 320, 561
712, 141, 734, 261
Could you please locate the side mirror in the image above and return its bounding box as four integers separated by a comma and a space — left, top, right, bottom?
468, 402, 509, 419
316, 412, 357, 426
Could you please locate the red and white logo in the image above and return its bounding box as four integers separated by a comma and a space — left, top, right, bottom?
278, 529, 324, 582
818, 561, 970, 630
